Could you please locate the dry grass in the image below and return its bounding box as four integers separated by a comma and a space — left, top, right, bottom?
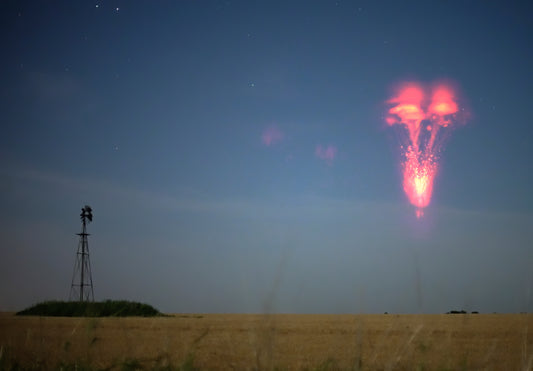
0, 312, 531, 370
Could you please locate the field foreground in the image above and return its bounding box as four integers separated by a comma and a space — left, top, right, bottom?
0, 312, 531, 370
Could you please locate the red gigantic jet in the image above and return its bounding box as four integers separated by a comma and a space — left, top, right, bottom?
386, 81, 464, 218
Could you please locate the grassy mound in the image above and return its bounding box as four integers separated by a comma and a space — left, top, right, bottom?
16, 300, 162, 317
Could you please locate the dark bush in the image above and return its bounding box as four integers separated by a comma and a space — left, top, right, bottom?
16, 300, 162, 317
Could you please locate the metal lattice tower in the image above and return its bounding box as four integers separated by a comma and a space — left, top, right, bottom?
69, 205, 95, 302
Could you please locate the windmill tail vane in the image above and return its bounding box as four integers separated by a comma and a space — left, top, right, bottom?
80, 205, 93, 223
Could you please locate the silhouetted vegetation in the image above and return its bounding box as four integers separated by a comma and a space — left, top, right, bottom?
16, 300, 163, 317
445, 310, 481, 314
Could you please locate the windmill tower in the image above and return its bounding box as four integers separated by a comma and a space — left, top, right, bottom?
69, 205, 95, 302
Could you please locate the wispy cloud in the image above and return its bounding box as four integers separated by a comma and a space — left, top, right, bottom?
13, 71, 99, 119
315, 144, 337, 165
261, 125, 284, 146
26, 72, 81, 102
1, 165, 400, 220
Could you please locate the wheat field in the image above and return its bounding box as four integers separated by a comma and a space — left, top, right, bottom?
0, 312, 531, 370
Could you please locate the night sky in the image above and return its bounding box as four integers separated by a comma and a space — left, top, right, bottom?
1, 1, 532, 314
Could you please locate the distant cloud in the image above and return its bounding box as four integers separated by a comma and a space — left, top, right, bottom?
315, 144, 337, 164
16, 71, 98, 119
261, 126, 284, 146
26, 72, 81, 102
285, 153, 294, 163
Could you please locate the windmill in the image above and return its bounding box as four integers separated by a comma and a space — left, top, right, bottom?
69, 205, 95, 302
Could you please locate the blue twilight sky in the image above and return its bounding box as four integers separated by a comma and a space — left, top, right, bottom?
0, 1, 531, 313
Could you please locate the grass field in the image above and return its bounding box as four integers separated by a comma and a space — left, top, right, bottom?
0, 312, 531, 370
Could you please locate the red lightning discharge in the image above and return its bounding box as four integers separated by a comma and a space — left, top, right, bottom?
386, 82, 462, 218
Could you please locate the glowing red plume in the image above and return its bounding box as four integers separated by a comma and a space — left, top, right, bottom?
428, 85, 458, 127
385, 81, 464, 217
